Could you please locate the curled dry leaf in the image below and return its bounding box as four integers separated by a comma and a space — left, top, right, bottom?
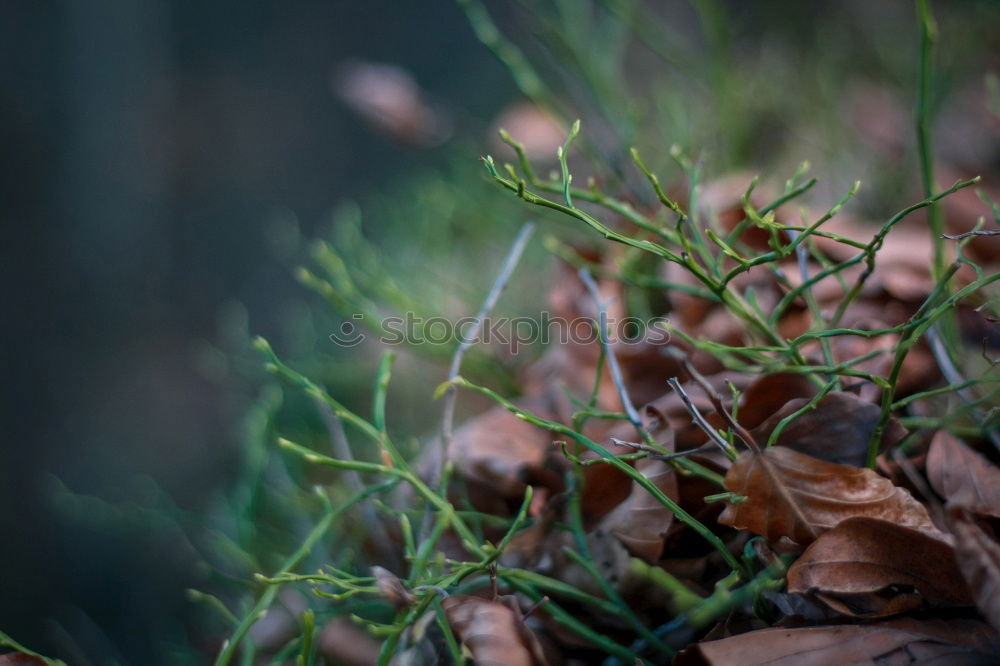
449, 402, 563, 510
0, 656, 49, 666
587, 406, 679, 562
441, 595, 549, 666
737, 373, 818, 431
719, 446, 943, 548
601, 457, 678, 563
490, 102, 565, 162
372, 566, 415, 609
787, 517, 972, 618
332, 59, 451, 146
673, 617, 1000, 666
927, 431, 1000, 517
750, 392, 906, 467
948, 505, 1000, 633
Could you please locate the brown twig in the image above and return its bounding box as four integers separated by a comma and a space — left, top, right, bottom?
941, 229, 1000, 239
610, 438, 718, 461
439, 222, 536, 473
669, 348, 759, 453
578, 267, 644, 431
667, 377, 736, 456
926, 325, 1000, 453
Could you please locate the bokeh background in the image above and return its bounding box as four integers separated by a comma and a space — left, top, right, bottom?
1, 2, 516, 662
2, 1, 999, 664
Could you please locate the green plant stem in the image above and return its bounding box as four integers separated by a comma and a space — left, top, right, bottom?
867, 269, 1000, 467
485, 156, 816, 371
0, 631, 67, 666
451, 376, 743, 573
765, 379, 838, 447
214, 485, 391, 666
916, 0, 945, 282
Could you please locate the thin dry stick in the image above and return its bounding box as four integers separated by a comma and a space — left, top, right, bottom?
667, 377, 734, 455
439, 222, 536, 475
671, 350, 758, 453
942, 229, 1000, 239
315, 400, 365, 494
315, 400, 398, 568
578, 268, 644, 430
925, 325, 1000, 452
609, 438, 717, 461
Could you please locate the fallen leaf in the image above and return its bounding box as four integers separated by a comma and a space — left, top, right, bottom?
372, 566, 415, 608
332, 59, 451, 146
585, 406, 679, 562
948, 505, 1000, 632
750, 392, 906, 467
0, 656, 48, 666
737, 373, 818, 430
719, 446, 943, 547
602, 457, 678, 563
490, 102, 566, 162
927, 431, 1000, 517
317, 618, 382, 666
442, 595, 549, 666
939, 166, 1000, 264
673, 618, 1000, 665
448, 401, 564, 510
787, 517, 972, 618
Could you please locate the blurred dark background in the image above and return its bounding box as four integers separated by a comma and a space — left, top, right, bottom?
1, 1, 515, 662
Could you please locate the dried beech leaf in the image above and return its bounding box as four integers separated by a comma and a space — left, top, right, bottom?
750, 392, 906, 466
317, 618, 381, 666
719, 446, 943, 547
0, 656, 49, 666
927, 431, 1000, 517
602, 458, 678, 563
673, 618, 1000, 666
333, 60, 451, 146
371, 566, 415, 608
787, 517, 972, 618
948, 505, 1000, 633
449, 403, 561, 503
738, 373, 818, 430
441, 595, 548, 666
490, 102, 565, 162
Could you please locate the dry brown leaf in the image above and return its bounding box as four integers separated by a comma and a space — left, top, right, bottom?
787, 517, 972, 618
750, 392, 906, 467
940, 166, 1000, 263
317, 618, 382, 666
580, 457, 634, 526
585, 406, 679, 562
448, 402, 563, 510
601, 457, 678, 563
927, 431, 1000, 517
441, 595, 548, 666
673, 617, 1000, 665
0, 656, 48, 666
490, 103, 564, 162
948, 505, 1000, 633
333, 60, 451, 146
737, 373, 818, 430
719, 446, 943, 547
371, 566, 415, 608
